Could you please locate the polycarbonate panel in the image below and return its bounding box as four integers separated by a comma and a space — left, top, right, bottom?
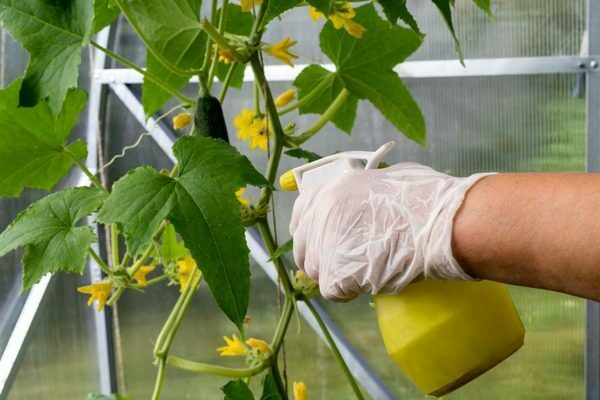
8, 273, 102, 399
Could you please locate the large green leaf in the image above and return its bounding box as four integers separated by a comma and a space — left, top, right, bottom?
116, 0, 205, 72
263, 0, 301, 25
117, 0, 206, 116
293, 64, 358, 134
222, 380, 255, 400
97, 136, 269, 330
430, 0, 464, 64
142, 52, 192, 117
93, 0, 120, 33
0, 0, 92, 113
378, 0, 421, 32
215, 4, 253, 90
0, 187, 107, 290
0, 80, 88, 198
319, 4, 425, 144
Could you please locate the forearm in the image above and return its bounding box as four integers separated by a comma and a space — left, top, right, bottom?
452, 173, 600, 301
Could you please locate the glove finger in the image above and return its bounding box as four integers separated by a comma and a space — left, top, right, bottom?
289, 184, 322, 235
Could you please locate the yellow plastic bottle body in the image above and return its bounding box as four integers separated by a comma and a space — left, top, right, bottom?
374, 280, 525, 397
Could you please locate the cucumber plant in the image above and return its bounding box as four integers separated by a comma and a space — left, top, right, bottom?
0, 0, 490, 398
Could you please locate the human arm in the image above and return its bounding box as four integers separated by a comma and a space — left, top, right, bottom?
290, 163, 600, 302
453, 173, 600, 301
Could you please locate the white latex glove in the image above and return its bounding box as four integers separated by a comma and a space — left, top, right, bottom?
289, 163, 494, 301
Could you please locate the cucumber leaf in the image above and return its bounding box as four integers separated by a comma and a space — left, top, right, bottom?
472, 0, 492, 16
222, 380, 255, 400
142, 52, 192, 117
378, 0, 421, 32
93, 0, 120, 33
430, 0, 464, 65
160, 223, 188, 262
0, 80, 88, 198
260, 372, 282, 400
307, 0, 332, 14
0, 187, 107, 290
319, 4, 425, 144
97, 136, 269, 330
293, 64, 358, 134
0, 0, 92, 113
263, 0, 302, 25
118, 0, 206, 116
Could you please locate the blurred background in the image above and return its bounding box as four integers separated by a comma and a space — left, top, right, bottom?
0, 0, 593, 399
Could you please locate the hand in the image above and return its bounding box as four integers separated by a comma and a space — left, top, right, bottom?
289, 163, 493, 301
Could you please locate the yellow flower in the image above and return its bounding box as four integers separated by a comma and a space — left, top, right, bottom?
133, 265, 155, 287
275, 89, 296, 107
293, 381, 307, 400
311, 2, 366, 39
177, 256, 200, 292
248, 117, 269, 151
309, 6, 324, 21
218, 48, 235, 64
240, 0, 263, 12
217, 334, 247, 356
172, 113, 192, 130
246, 338, 272, 355
235, 187, 250, 206
234, 108, 256, 140
339, 18, 366, 38
77, 281, 113, 312
265, 37, 299, 67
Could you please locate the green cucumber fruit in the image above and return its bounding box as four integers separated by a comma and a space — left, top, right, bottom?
194, 95, 230, 143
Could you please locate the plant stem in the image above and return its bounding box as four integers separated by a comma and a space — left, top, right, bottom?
258, 220, 294, 294
294, 88, 350, 145
302, 297, 364, 399
219, 63, 239, 103
143, 273, 175, 287
158, 272, 201, 357
201, 19, 243, 61
67, 150, 107, 192
153, 266, 198, 357
278, 75, 334, 115
250, 54, 285, 208
271, 298, 295, 352
253, 81, 262, 115
270, 362, 288, 399
252, 0, 270, 40
167, 356, 267, 377
151, 357, 167, 400
127, 221, 168, 277
207, 0, 230, 92
90, 40, 193, 105
111, 225, 120, 268
88, 247, 112, 275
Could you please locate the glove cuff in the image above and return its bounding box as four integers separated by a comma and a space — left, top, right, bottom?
422, 172, 496, 280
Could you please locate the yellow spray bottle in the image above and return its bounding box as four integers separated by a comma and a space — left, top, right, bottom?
279, 142, 525, 397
